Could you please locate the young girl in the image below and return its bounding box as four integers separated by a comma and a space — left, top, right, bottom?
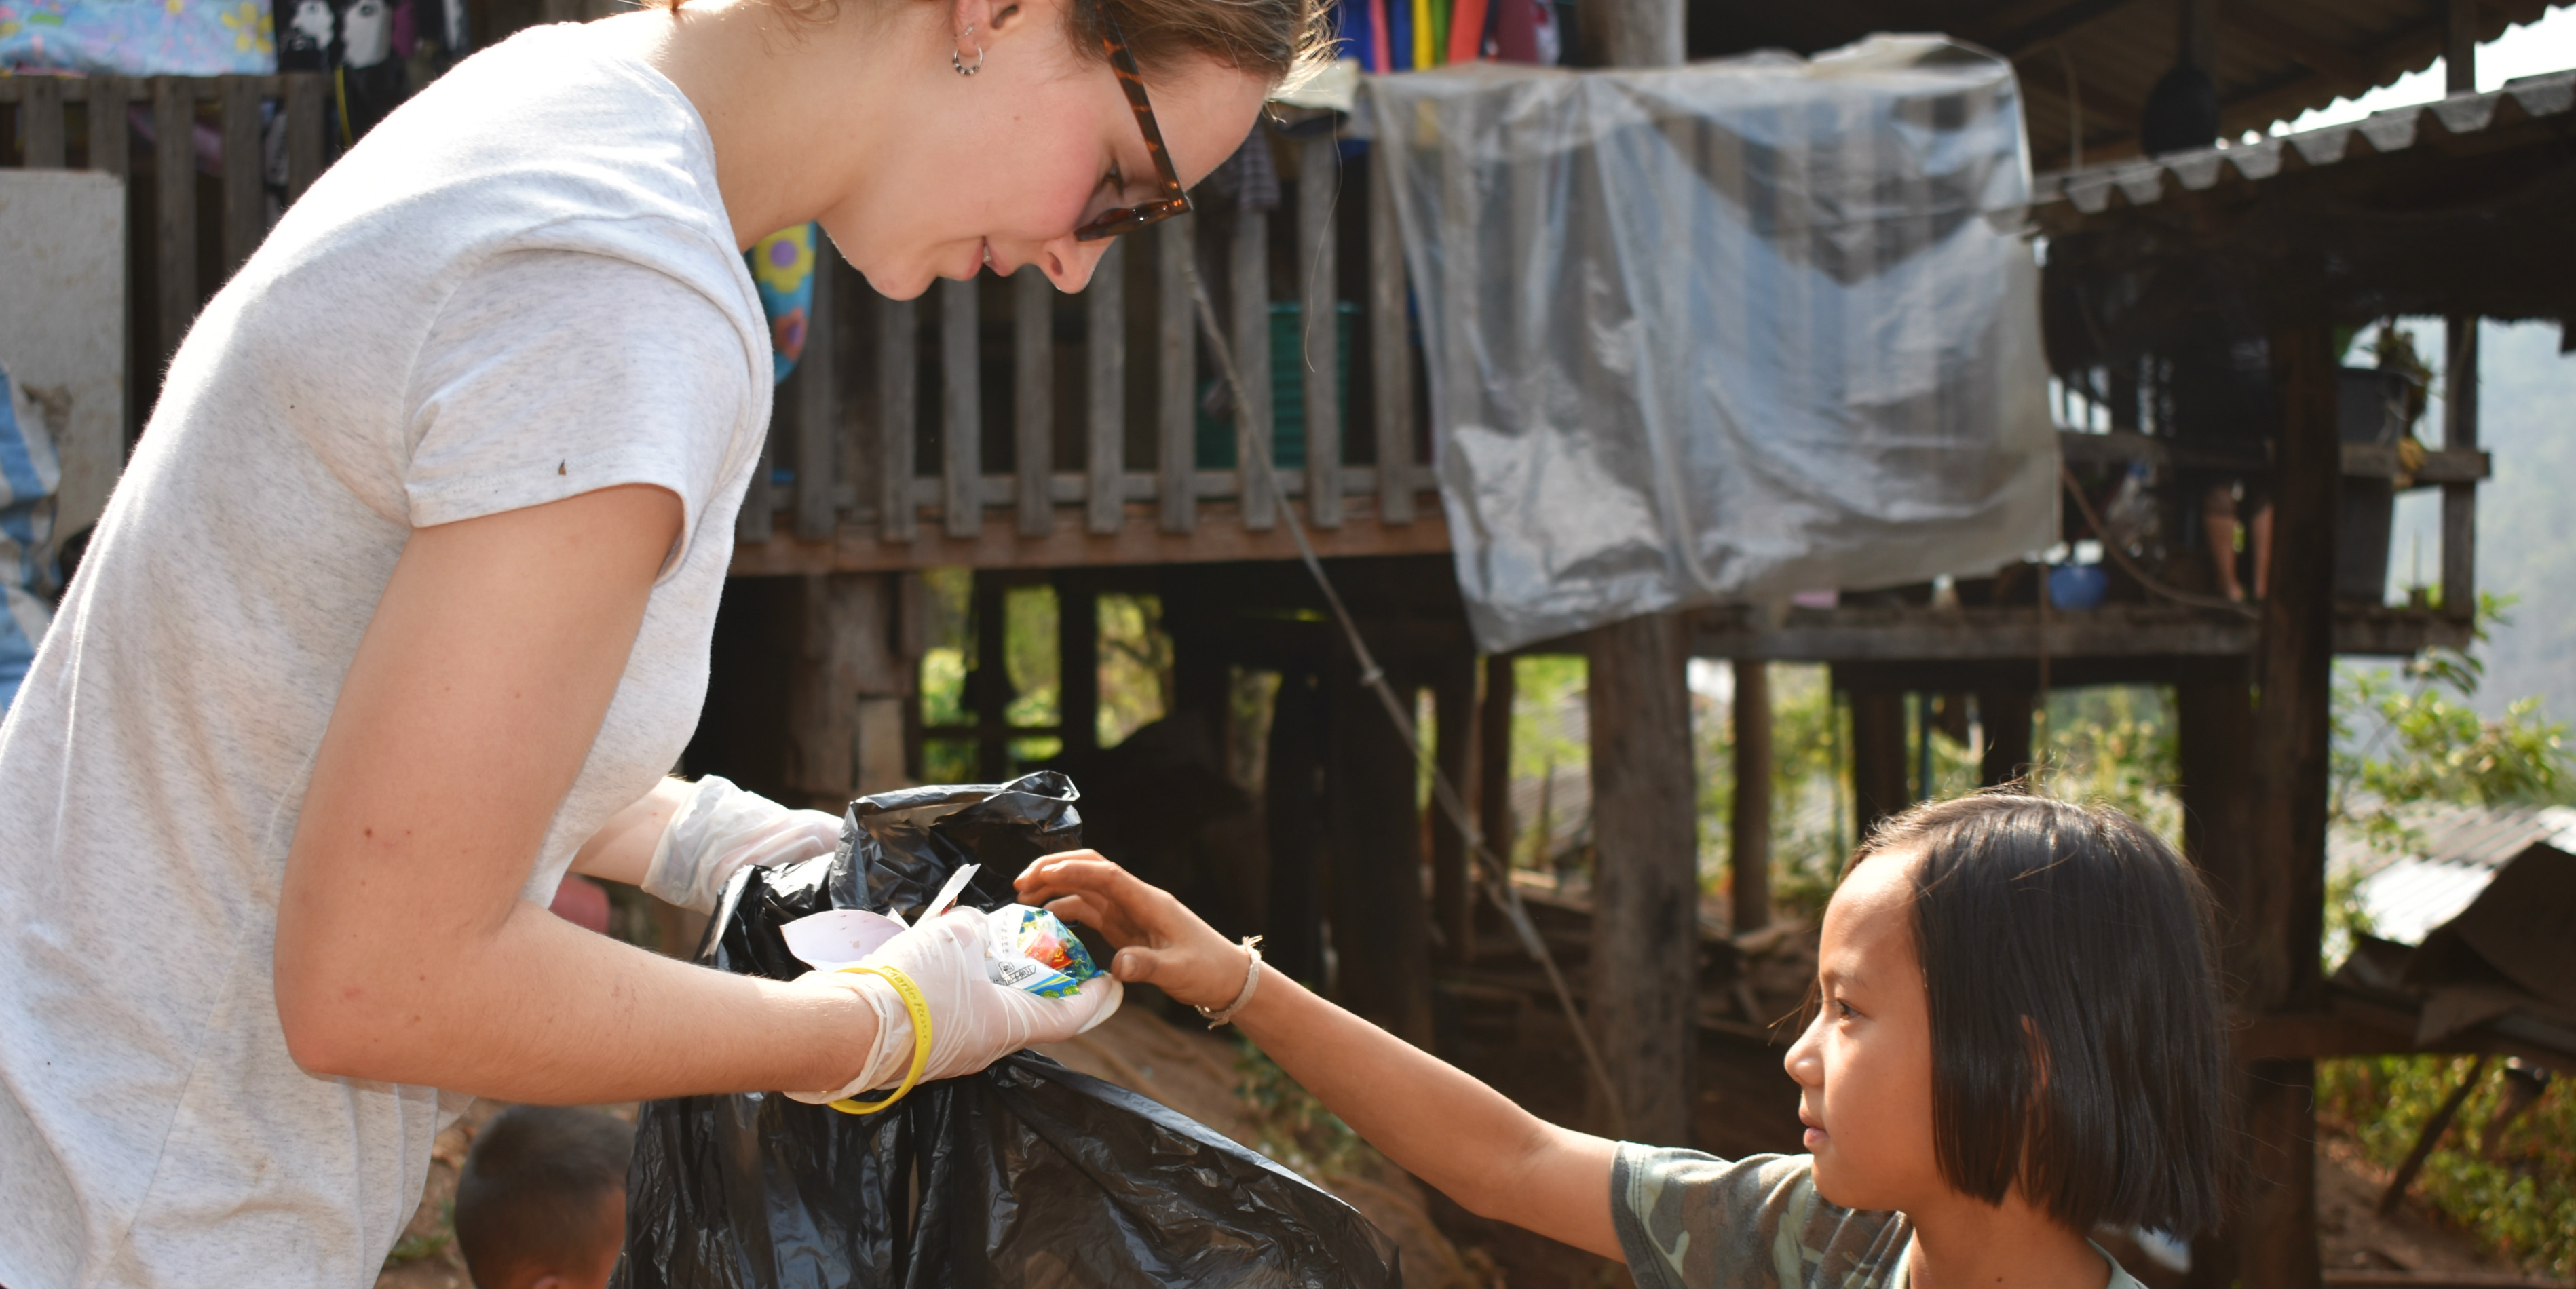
0, 0, 1321, 1281
1017, 790, 2234, 1289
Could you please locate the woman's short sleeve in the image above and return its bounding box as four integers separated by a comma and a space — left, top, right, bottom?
1611, 1147, 1910, 1289
401, 248, 757, 577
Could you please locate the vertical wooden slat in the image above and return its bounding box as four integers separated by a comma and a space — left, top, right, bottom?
1013, 266, 1055, 537
794, 254, 837, 541
88, 77, 131, 177
153, 77, 198, 364
1368, 142, 1417, 524
1300, 134, 1344, 529
1156, 218, 1196, 533
1231, 206, 1276, 530
219, 76, 263, 278
2440, 315, 2478, 620
940, 277, 981, 539
737, 406, 777, 543
284, 73, 325, 199
1085, 240, 1126, 533
22, 77, 66, 168
878, 294, 920, 541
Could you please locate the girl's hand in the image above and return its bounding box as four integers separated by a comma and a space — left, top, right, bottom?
1013, 852, 1247, 1012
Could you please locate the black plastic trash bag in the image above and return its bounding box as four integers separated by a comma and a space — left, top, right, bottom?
615, 771, 1403, 1289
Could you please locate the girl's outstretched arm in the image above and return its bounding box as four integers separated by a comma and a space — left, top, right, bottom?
1016, 853, 1623, 1260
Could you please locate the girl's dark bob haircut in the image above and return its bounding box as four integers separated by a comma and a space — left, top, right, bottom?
1853, 790, 2233, 1239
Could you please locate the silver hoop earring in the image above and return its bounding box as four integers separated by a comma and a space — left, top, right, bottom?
951, 25, 985, 76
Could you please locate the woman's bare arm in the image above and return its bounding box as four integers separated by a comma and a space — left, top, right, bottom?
273, 485, 870, 1102
571, 775, 690, 889
1015, 854, 1625, 1260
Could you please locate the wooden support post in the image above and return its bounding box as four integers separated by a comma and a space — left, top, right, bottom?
2177, 676, 2255, 960
2441, 316, 2478, 621
1232, 204, 1277, 530
1587, 613, 1698, 1145
218, 76, 261, 280
1976, 687, 2035, 786
879, 294, 920, 542
940, 277, 982, 539
2180, 0, 2218, 73
1329, 660, 1433, 1044
1086, 240, 1126, 534
1157, 218, 1196, 533
1300, 132, 1344, 530
22, 77, 64, 168
283, 74, 324, 199
1731, 658, 1773, 934
1266, 668, 1328, 982
1597, 0, 1682, 66
1056, 571, 1099, 760
968, 571, 1012, 782
1431, 659, 1475, 965
1367, 145, 1416, 524
784, 573, 907, 810
1014, 265, 1055, 538
2235, 326, 2341, 1289
153, 77, 197, 368
1848, 685, 1910, 840
795, 253, 838, 541
1476, 653, 1517, 893
89, 77, 130, 178
737, 413, 776, 543
2446, 0, 2480, 94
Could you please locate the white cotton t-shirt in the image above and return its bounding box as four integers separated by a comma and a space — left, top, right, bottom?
0, 25, 770, 1289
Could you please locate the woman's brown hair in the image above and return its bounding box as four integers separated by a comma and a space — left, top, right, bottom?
641, 0, 1334, 90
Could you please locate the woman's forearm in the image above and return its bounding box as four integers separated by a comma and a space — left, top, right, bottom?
278, 890, 875, 1102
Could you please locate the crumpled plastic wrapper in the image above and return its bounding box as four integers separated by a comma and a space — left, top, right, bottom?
1361, 36, 2060, 651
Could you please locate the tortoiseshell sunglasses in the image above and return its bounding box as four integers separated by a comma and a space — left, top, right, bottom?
1074, 9, 1193, 242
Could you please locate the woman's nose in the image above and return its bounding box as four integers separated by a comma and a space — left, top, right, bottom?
1035, 235, 1112, 294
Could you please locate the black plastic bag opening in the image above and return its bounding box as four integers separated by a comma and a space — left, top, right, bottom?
615, 771, 1403, 1288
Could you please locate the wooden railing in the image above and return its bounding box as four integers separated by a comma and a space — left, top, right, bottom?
726, 131, 1452, 574
1, 74, 330, 447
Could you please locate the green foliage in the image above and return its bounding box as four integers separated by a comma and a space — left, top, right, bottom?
2332, 594, 2576, 853
1234, 1039, 1373, 1180
2318, 1056, 2575, 1278
1509, 655, 1588, 784
1097, 593, 1172, 748
2034, 687, 2185, 849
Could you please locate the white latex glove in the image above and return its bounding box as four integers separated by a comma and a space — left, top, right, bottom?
641, 775, 842, 913
785, 906, 1122, 1104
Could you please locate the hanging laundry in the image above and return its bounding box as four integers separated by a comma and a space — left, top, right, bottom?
746, 225, 819, 385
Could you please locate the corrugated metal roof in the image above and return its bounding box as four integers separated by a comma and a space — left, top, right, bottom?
2336, 803, 2576, 944
2035, 68, 2576, 215
1686, 0, 2571, 171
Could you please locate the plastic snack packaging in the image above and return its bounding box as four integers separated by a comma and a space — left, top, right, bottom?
615, 771, 1401, 1289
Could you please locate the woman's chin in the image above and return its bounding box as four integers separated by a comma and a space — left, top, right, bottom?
856, 262, 936, 302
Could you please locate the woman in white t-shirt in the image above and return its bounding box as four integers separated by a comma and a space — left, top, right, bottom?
0, 0, 1320, 1284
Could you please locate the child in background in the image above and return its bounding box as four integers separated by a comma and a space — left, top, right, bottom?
454, 1106, 632, 1289
1017, 791, 2233, 1289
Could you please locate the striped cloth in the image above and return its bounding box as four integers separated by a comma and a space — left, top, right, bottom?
0, 365, 62, 716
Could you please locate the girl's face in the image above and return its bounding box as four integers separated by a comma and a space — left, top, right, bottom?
1783, 849, 1945, 1212
822, 3, 1268, 300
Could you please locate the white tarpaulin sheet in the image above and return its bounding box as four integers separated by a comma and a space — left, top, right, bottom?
1362, 37, 2058, 652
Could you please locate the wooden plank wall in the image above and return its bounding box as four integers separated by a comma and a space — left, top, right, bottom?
734, 135, 1443, 564
1, 75, 328, 449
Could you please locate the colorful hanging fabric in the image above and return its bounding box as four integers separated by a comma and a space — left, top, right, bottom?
746, 224, 818, 385
1412, 0, 1433, 68
1447, 0, 1488, 62
1367, 0, 1390, 72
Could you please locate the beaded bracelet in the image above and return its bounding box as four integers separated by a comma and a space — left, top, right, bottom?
1196, 936, 1265, 1029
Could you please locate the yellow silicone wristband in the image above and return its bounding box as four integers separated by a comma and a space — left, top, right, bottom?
827, 964, 934, 1115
